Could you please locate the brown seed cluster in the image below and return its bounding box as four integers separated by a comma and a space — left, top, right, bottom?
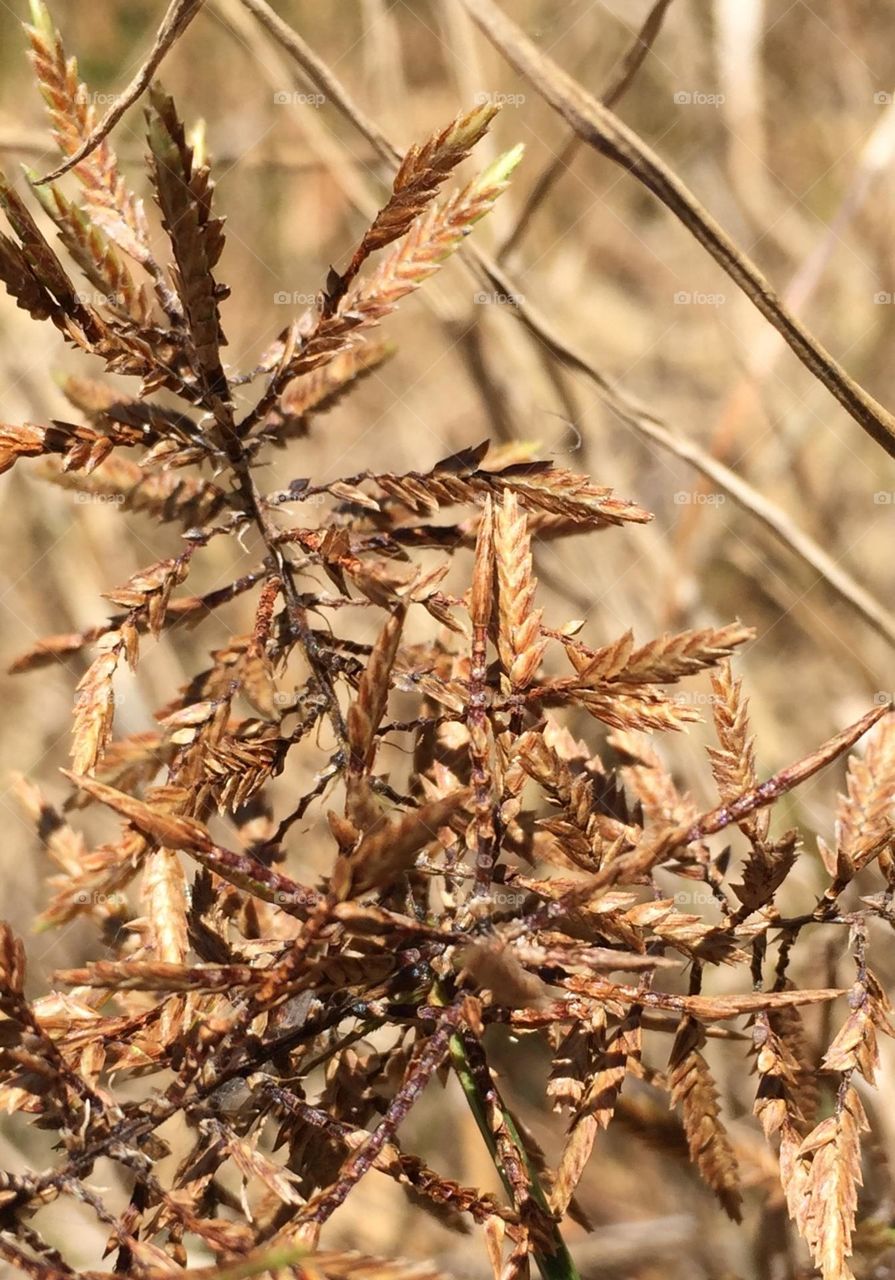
0, 5, 893, 1280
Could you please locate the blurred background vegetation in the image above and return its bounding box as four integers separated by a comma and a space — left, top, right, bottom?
2, 2, 895, 1275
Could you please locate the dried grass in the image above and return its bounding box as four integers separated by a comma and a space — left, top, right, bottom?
1, 4, 894, 1280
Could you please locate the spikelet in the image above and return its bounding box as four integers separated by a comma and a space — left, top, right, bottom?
343, 147, 524, 321
823, 970, 895, 1083
709, 660, 799, 913
0, 230, 57, 322
41, 453, 227, 526
71, 631, 128, 775
550, 1011, 642, 1216
707, 660, 764, 836
516, 726, 634, 871
201, 725, 282, 812
794, 1088, 867, 1280
668, 1017, 743, 1221
0, 170, 102, 345
0, 423, 51, 474
495, 491, 546, 689
373, 455, 651, 528
65, 773, 214, 853
104, 552, 192, 638
271, 146, 524, 396
146, 87, 228, 408
753, 1012, 807, 1140
29, 178, 153, 326
566, 623, 754, 686
25, 0, 151, 261
265, 342, 393, 442
330, 104, 500, 301
345, 605, 406, 829
332, 790, 471, 900
347, 606, 405, 776
830, 713, 895, 882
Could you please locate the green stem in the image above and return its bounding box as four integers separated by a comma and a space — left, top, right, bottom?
193, 1243, 308, 1280
434, 985, 580, 1280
